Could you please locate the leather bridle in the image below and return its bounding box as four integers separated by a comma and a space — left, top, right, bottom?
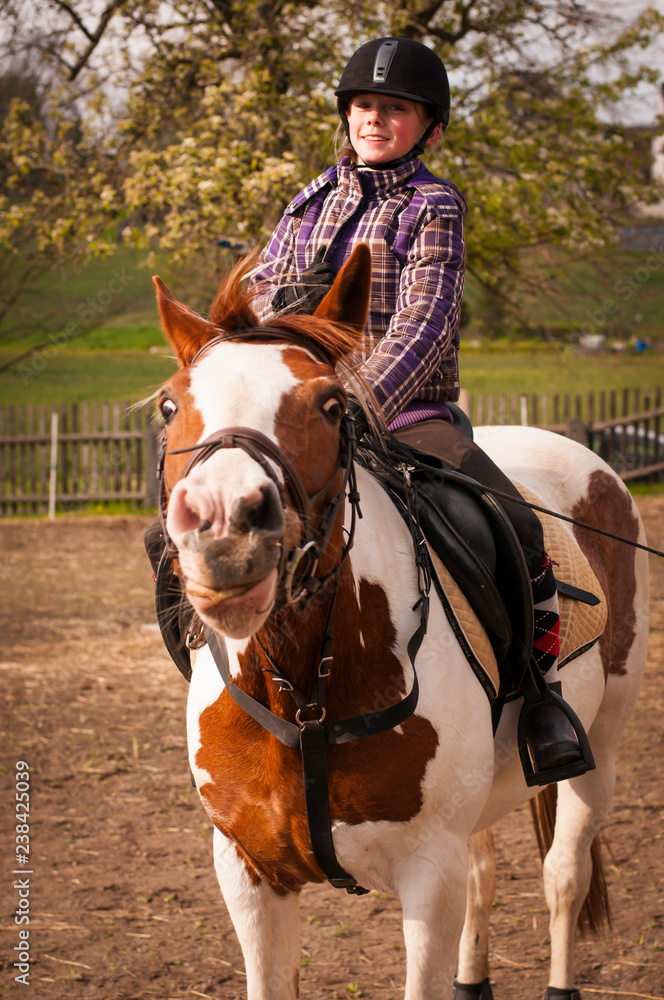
157, 329, 362, 607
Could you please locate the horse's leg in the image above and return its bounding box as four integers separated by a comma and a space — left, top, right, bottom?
212, 828, 300, 1000
544, 645, 646, 991
543, 685, 630, 991
399, 837, 470, 1000
542, 766, 612, 990
455, 829, 495, 993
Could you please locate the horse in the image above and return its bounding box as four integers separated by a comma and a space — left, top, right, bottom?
151, 244, 649, 1000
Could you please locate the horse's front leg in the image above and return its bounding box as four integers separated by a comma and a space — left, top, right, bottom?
213, 828, 300, 1000
398, 833, 470, 1000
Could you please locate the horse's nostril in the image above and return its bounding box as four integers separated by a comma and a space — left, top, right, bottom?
199, 518, 212, 532
230, 483, 284, 536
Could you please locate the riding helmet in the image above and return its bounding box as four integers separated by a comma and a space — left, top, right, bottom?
335, 36, 451, 135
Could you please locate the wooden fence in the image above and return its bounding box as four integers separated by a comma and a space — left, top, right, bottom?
459, 385, 664, 482
1, 388, 663, 515
0, 401, 160, 516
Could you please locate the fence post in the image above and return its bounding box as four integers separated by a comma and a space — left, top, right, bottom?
144, 422, 161, 508
565, 416, 587, 446
48, 411, 58, 520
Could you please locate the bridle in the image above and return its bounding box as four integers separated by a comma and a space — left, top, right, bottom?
157, 328, 362, 607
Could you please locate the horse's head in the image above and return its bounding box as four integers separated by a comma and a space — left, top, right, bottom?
153, 245, 371, 639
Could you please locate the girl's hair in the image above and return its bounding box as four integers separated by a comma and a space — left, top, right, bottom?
334, 95, 437, 163
334, 122, 356, 162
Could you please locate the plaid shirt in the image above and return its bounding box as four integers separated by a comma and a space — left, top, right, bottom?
249, 156, 467, 424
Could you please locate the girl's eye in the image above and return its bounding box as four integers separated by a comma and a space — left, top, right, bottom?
159, 397, 178, 423
321, 397, 344, 422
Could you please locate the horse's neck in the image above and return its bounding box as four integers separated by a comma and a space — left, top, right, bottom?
222, 587, 340, 712
221, 468, 415, 714
348, 465, 415, 577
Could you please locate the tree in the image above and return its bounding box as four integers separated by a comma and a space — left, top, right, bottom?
2, 0, 663, 342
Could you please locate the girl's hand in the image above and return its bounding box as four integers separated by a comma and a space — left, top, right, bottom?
272, 246, 336, 313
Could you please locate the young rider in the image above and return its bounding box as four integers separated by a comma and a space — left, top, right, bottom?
248, 36, 592, 786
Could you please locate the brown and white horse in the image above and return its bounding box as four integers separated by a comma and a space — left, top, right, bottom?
152, 245, 648, 999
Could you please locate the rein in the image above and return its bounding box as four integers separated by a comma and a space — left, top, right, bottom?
367, 432, 664, 561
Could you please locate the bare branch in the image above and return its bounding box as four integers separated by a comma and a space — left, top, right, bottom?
46, 0, 130, 80
48, 0, 96, 41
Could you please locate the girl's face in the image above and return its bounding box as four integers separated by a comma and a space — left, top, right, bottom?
346, 93, 439, 166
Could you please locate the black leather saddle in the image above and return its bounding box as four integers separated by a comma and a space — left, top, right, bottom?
358, 406, 534, 695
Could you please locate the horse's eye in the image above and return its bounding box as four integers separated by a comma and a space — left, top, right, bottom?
321, 397, 344, 422
159, 397, 178, 423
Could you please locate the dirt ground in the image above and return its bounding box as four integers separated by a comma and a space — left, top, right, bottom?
0, 499, 663, 1000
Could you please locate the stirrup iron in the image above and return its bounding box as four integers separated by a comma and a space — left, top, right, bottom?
518, 669, 595, 787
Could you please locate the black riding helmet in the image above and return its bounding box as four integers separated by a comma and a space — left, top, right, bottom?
335, 36, 450, 163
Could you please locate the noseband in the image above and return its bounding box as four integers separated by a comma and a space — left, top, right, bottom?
157, 329, 362, 606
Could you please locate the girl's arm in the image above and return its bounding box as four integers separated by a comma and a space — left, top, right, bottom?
248, 214, 299, 319
359, 209, 465, 424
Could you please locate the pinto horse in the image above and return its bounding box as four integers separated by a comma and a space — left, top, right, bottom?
152, 245, 648, 1000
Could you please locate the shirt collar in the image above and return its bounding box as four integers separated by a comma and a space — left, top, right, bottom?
335, 155, 422, 198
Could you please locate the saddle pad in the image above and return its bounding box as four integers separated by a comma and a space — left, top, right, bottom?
429, 548, 501, 697
427, 481, 608, 699
514, 482, 608, 667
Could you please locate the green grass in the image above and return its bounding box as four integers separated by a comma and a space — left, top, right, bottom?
458, 343, 664, 399
0, 348, 177, 406
2, 235, 664, 408
2, 340, 662, 409
465, 241, 664, 343
1, 243, 230, 353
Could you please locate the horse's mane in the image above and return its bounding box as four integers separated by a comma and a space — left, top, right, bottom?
207, 251, 383, 429
208, 251, 363, 367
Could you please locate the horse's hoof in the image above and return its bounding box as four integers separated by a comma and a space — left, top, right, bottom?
543, 989, 582, 1000
452, 979, 494, 1000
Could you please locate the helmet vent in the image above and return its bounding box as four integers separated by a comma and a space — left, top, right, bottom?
373, 39, 398, 83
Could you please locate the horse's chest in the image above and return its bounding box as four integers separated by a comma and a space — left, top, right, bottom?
191, 692, 440, 890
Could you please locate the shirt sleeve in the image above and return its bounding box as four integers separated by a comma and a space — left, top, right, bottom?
358, 207, 465, 424
247, 213, 298, 321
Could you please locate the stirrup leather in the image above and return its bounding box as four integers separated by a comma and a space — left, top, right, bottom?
518, 672, 595, 787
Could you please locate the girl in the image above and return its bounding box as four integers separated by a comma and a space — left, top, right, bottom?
248, 36, 592, 786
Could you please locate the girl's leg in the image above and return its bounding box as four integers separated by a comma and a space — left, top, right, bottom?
394, 420, 587, 780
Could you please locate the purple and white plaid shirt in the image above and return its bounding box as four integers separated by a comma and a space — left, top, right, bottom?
249, 155, 467, 426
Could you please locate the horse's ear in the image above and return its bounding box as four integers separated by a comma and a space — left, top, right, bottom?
314, 243, 371, 338
153, 276, 219, 367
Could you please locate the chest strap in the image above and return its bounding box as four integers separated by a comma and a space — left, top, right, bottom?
204, 584, 427, 894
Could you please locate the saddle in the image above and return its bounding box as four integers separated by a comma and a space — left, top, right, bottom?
358, 407, 604, 700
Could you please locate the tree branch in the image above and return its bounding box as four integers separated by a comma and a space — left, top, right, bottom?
48, 0, 130, 81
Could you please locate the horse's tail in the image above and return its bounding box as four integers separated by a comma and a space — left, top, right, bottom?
529, 786, 612, 936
